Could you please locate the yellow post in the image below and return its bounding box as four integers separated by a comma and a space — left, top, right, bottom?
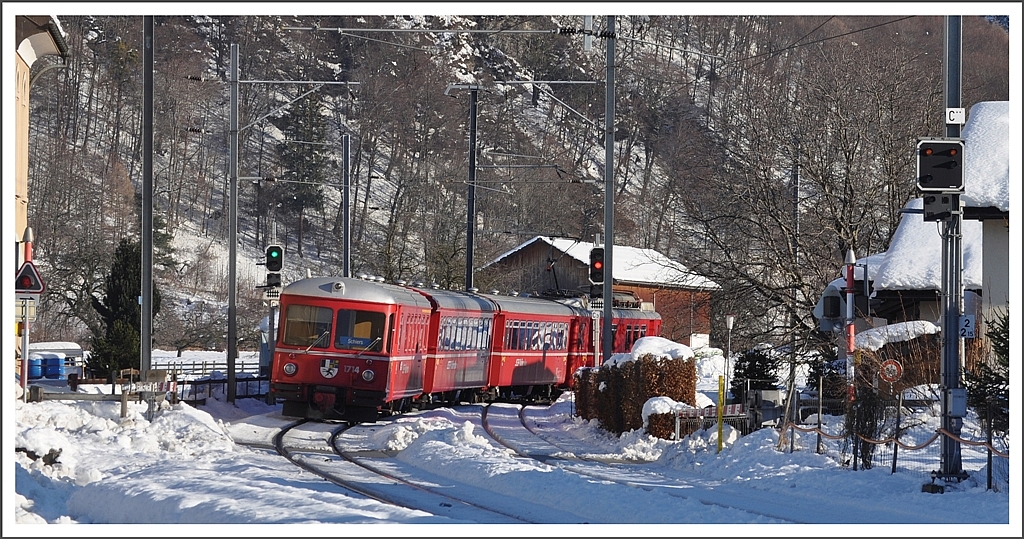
717, 375, 725, 453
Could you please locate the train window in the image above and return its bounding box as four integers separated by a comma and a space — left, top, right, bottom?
282, 304, 333, 348
507, 320, 518, 350
334, 309, 385, 352
479, 318, 491, 350
455, 318, 465, 350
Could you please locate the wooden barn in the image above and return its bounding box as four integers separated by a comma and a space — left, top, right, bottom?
476, 237, 719, 347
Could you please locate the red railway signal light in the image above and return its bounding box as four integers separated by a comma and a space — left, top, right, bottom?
589, 247, 605, 285
917, 139, 964, 192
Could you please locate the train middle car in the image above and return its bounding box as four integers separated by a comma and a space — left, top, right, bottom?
269, 276, 661, 422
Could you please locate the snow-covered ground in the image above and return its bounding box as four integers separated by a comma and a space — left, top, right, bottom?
8, 341, 1014, 534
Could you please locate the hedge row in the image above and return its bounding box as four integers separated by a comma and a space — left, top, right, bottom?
573, 353, 696, 437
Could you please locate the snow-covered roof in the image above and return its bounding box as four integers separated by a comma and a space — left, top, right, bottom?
872, 198, 983, 291
962, 101, 1009, 212
854, 320, 939, 352
831, 101, 1006, 295
484, 236, 719, 290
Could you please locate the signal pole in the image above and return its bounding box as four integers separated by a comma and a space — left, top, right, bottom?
938, 15, 966, 483
601, 16, 615, 363
228, 43, 239, 402
141, 16, 154, 379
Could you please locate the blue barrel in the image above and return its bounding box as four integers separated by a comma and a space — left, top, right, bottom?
43, 356, 66, 379
28, 358, 43, 379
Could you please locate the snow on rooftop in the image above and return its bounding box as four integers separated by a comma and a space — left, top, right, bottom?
485, 236, 720, 290
872, 198, 983, 291
962, 101, 1009, 212
854, 320, 940, 352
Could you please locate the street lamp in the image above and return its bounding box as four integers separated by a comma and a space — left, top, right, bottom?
725, 314, 736, 403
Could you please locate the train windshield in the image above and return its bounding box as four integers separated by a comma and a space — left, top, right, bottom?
282, 304, 333, 348
334, 309, 386, 353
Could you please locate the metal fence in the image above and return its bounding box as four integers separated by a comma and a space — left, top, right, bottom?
174, 375, 270, 404
776, 399, 1010, 492
156, 360, 263, 381
673, 415, 753, 438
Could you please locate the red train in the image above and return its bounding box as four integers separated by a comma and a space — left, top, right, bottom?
269, 276, 661, 422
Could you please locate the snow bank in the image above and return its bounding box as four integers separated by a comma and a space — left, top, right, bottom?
855, 320, 939, 352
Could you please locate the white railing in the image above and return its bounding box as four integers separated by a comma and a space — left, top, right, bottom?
151, 360, 263, 381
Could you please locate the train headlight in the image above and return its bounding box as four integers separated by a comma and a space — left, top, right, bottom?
361, 369, 375, 382
283, 362, 298, 376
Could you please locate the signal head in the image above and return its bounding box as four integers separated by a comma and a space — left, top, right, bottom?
265, 245, 284, 272
588, 247, 605, 285
916, 139, 964, 192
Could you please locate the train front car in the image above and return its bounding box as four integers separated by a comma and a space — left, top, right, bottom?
270, 277, 432, 422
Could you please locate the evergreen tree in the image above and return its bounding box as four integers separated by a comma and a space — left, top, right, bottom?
807, 349, 847, 400
965, 309, 1009, 435
275, 89, 328, 257
729, 347, 779, 403
88, 238, 162, 380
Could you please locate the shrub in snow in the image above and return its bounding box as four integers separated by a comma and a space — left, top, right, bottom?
573, 343, 696, 437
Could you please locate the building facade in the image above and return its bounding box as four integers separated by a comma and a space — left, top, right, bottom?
477, 237, 719, 347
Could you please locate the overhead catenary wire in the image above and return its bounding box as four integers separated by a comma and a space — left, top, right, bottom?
284, 26, 562, 35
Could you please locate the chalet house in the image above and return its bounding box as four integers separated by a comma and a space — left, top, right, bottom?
870, 197, 984, 324
960, 101, 1010, 330
476, 236, 719, 347
813, 101, 1009, 345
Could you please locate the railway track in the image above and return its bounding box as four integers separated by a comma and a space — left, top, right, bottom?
228, 404, 997, 524
236, 406, 812, 523
266, 420, 536, 523
479, 403, 806, 524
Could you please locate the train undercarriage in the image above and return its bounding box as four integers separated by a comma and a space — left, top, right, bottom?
272, 382, 564, 423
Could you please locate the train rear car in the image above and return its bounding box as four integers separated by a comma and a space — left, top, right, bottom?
269, 277, 431, 422
560, 296, 663, 382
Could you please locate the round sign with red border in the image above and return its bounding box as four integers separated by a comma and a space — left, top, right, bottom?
879, 359, 903, 383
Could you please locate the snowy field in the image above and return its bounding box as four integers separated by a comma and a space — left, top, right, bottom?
8, 341, 1014, 534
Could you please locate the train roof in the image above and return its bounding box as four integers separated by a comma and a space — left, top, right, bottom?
281, 277, 660, 321
605, 308, 661, 321
474, 292, 580, 317
281, 277, 432, 308
410, 287, 497, 313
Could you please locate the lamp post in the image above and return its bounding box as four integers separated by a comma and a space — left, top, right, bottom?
725, 314, 736, 403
